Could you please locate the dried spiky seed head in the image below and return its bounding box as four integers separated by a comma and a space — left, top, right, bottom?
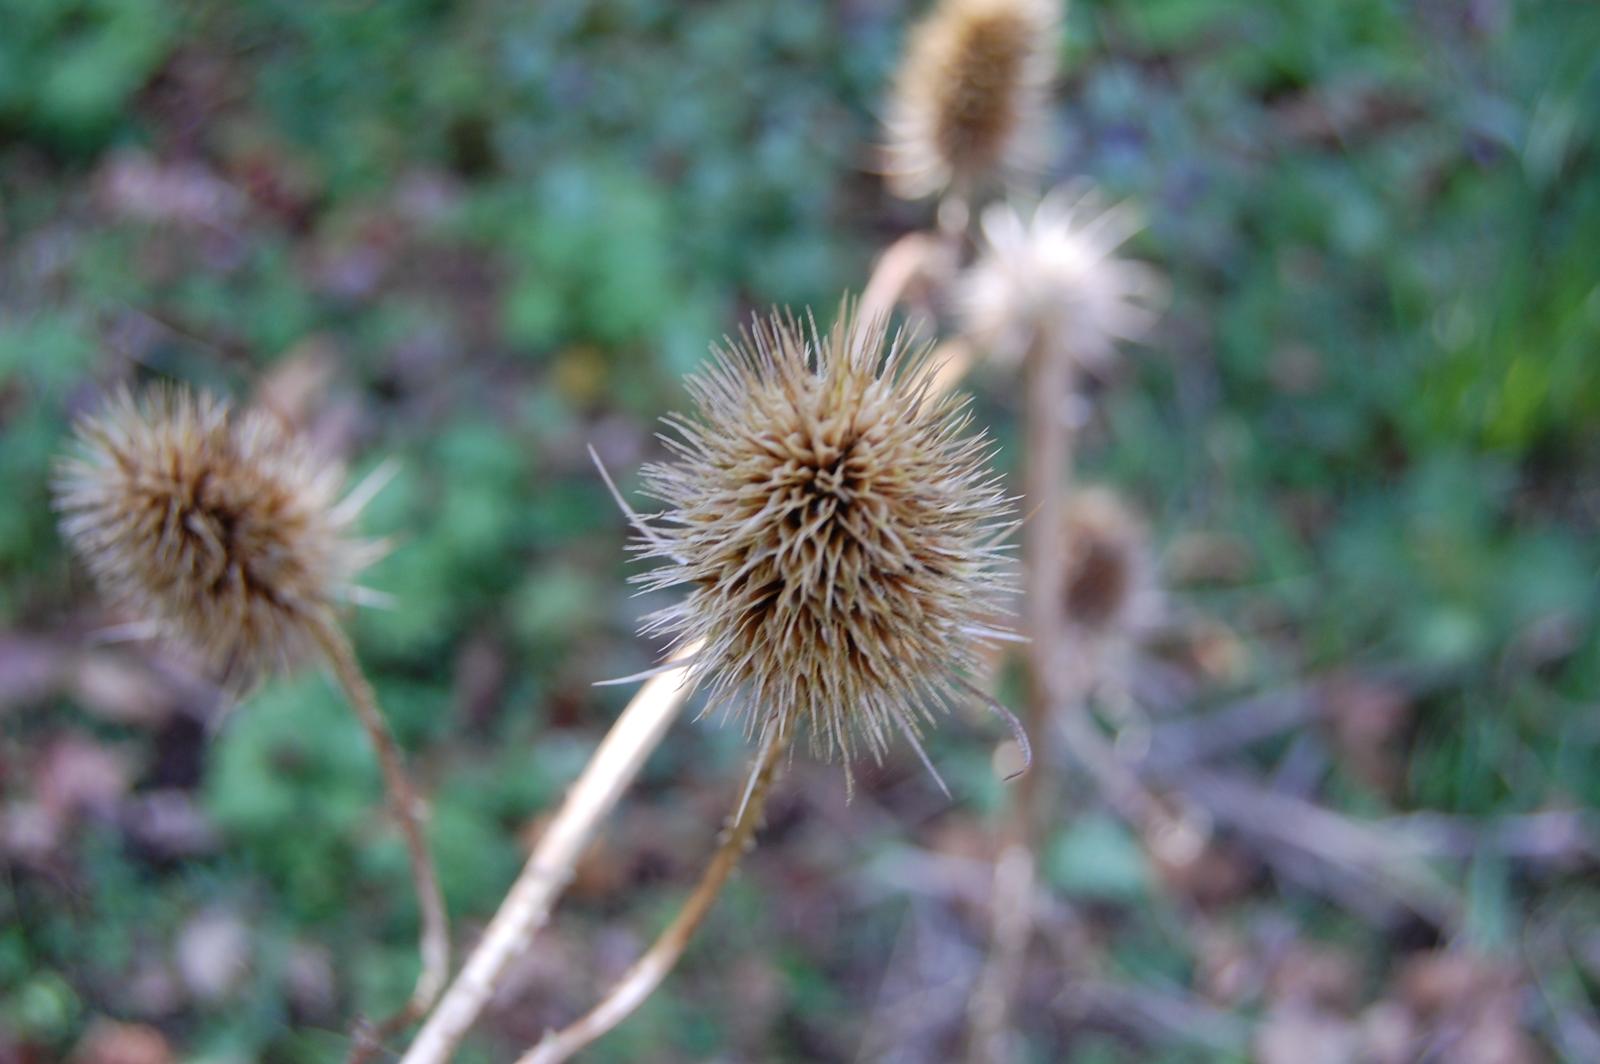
54, 385, 384, 684
883, 0, 1057, 201
1061, 487, 1153, 635
964, 184, 1164, 371
636, 306, 1012, 765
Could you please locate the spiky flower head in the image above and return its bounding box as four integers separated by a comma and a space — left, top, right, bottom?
883, 0, 1057, 201
636, 306, 1012, 765
1061, 487, 1156, 637
963, 184, 1163, 371
54, 385, 384, 684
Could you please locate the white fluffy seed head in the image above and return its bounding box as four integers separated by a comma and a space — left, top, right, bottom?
54, 385, 384, 685
963, 184, 1164, 371
883, 0, 1058, 201
635, 305, 1013, 765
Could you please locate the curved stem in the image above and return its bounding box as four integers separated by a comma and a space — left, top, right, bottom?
518, 726, 790, 1064
307, 612, 450, 1060
928, 338, 976, 398
859, 232, 940, 326
398, 649, 699, 1064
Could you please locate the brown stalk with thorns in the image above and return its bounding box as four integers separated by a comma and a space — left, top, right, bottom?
53, 386, 448, 1059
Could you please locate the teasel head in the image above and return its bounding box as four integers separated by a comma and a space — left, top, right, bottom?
633, 304, 1013, 772
1061, 487, 1158, 639
54, 385, 387, 686
963, 184, 1163, 372
883, 0, 1057, 202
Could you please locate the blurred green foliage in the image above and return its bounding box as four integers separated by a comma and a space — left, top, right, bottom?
0, 0, 179, 150
2, 0, 1599, 1060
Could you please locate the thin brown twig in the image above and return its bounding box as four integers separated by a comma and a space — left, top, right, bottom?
518, 723, 791, 1064
397, 648, 699, 1064
307, 612, 450, 1063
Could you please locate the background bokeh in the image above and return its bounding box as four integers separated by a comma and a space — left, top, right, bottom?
3, 1, 1600, 1061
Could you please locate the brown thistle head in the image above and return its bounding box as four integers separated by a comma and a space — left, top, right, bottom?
54, 385, 384, 684
636, 305, 1012, 765
1061, 487, 1153, 635
883, 0, 1058, 201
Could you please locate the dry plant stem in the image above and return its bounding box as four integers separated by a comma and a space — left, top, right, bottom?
963, 845, 1035, 1064
859, 232, 940, 326
519, 727, 790, 1064
966, 330, 1074, 1063
398, 654, 698, 1064
306, 612, 450, 1059
929, 338, 976, 397
1018, 327, 1075, 840
858, 203, 967, 330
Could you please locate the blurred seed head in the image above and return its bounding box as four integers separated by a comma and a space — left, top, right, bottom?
636, 306, 1012, 764
963, 184, 1164, 371
54, 385, 384, 685
1061, 487, 1156, 637
884, 0, 1057, 201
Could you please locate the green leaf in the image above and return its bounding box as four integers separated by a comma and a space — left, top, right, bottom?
1045, 814, 1151, 903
